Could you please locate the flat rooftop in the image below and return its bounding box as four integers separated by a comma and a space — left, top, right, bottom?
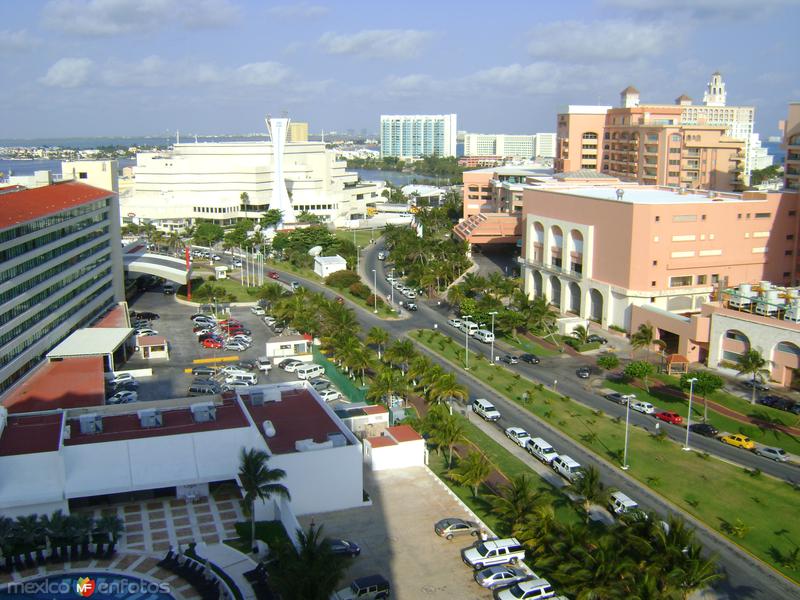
47, 328, 132, 359
1, 356, 105, 414
64, 398, 249, 445
0, 413, 63, 456
242, 387, 348, 455
0, 181, 112, 231
550, 185, 748, 205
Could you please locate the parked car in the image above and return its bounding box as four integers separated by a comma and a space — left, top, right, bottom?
291, 281, 301, 291
502, 355, 519, 365
250, 306, 266, 315
332, 575, 390, 600
520, 354, 540, 364
230, 334, 253, 344
404, 302, 418, 311
108, 390, 137, 404
319, 389, 342, 402
225, 341, 249, 352
192, 366, 217, 377
310, 377, 331, 391
107, 381, 139, 393
201, 338, 223, 349
474, 565, 530, 589
655, 411, 683, 425
630, 401, 655, 415
162, 283, 175, 295
742, 379, 769, 392
108, 373, 136, 386
688, 423, 719, 437
280, 359, 303, 372
434, 517, 480, 540
198, 333, 222, 344
587, 334, 608, 345
755, 446, 788, 461
494, 578, 555, 600
526, 438, 559, 464
605, 392, 633, 405
720, 434, 755, 450
268, 271, 280, 279
462, 538, 525, 569
575, 366, 591, 379
448, 318, 462, 328
134, 328, 158, 337
136, 311, 159, 320
325, 538, 361, 557
505, 427, 532, 448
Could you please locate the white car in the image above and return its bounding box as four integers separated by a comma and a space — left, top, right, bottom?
630, 400, 656, 415
108, 373, 135, 386
448, 318, 462, 328
263, 316, 277, 326
250, 306, 266, 315
405, 291, 417, 299
495, 578, 555, 600
282, 360, 303, 372
135, 328, 158, 337
505, 427, 532, 448
231, 334, 253, 343
225, 341, 248, 351
108, 390, 137, 404
474, 565, 530, 590
319, 389, 341, 402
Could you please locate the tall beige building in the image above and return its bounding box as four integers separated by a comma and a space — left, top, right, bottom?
288, 122, 309, 142
785, 103, 800, 191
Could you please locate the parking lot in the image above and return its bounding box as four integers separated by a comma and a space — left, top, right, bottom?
298, 467, 493, 600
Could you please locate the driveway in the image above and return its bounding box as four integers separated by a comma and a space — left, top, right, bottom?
299, 467, 493, 600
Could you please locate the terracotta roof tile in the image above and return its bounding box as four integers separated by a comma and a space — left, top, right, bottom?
0, 181, 113, 230
362, 405, 388, 415
387, 424, 423, 443
367, 436, 396, 448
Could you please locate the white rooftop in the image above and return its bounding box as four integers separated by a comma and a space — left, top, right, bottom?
314, 255, 347, 265
47, 327, 133, 359
560, 105, 612, 115
550, 186, 748, 205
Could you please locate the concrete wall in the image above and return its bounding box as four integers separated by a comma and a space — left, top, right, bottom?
365, 439, 425, 471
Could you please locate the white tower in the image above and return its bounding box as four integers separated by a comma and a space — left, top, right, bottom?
703, 72, 727, 107
266, 117, 296, 225
620, 86, 640, 108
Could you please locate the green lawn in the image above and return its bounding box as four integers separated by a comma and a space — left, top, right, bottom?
179, 277, 257, 302
604, 379, 800, 456
500, 334, 559, 357
413, 329, 800, 583
231, 520, 293, 554
334, 228, 384, 248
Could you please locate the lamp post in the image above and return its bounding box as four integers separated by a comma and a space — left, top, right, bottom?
488, 311, 498, 365
622, 396, 631, 470
390, 268, 395, 306
372, 269, 378, 313
683, 377, 698, 451
463, 314, 472, 370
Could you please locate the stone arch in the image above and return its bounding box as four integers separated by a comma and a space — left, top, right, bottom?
532, 221, 545, 262
588, 288, 604, 322
721, 329, 750, 363
567, 281, 581, 314
549, 275, 562, 308
532, 270, 543, 297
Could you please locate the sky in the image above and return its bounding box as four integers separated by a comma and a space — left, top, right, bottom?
1, 0, 799, 139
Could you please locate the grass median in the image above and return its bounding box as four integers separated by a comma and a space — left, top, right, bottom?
412, 328, 800, 583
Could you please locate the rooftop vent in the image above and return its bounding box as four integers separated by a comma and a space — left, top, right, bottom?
615, 188, 624, 200
262, 420, 276, 437
138, 408, 163, 428
251, 392, 265, 406
79, 413, 103, 435
191, 402, 217, 423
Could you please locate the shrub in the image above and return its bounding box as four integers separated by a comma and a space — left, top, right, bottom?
326, 270, 360, 288
597, 354, 620, 370
609, 324, 627, 334
366, 294, 385, 308
349, 282, 371, 299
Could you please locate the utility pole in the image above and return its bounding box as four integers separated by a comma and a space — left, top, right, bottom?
683, 377, 698, 451
463, 314, 472, 370
488, 311, 498, 365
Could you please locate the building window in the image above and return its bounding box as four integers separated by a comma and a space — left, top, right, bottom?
787, 234, 794, 240
737, 214, 742, 219
78, 172, 88, 179
671, 134, 681, 142
672, 214, 697, 222
785, 250, 793, 256
696, 275, 707, 284
754, 212, 770, 219
790, 210, 797, 216
670, 275, 692, 287
701, 214, 706, 220
651, 282, 656, 287
711, 274, 719, 283
655, 216, 660, 222
669, 148, 681, 154
784, 272, 792, 278
652, 260, 657, 266
725, 330, 748, 342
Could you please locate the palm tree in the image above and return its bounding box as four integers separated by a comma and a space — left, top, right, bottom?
14, 515, 44, 565
0, 516, 16, 569
631, 322, 663, 362
449, 451, 492, 497
93, 514, 124, 556
366, 366, 408, 406
72, 513, 94, 558
525, 297, 559, 343
430, 412, 465, 469
42, 510, 69, 562
384, 339, 417, 374
408, 354, 434, 388
446, 284, 466, 311
365, 327, 390, 359
572, 466, 606, 522
238, 447, 291, 553
428, 372, 469, 406
571, 325, 591, 345
257, 282, 287, 306
736, 349, 770, 404
345, 344, 375, 386
490, 474, 542, 531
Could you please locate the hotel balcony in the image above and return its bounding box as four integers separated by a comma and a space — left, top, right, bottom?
517, 256, 583, 280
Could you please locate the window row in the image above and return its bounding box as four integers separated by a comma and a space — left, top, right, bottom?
193, 206, 236, 214
0, 212, 107, 263
0, 199, 109, 244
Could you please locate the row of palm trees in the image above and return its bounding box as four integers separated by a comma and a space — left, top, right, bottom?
0, 511, 124, 571
418, 404, 720, 600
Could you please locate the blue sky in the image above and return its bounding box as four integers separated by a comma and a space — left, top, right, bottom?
1, 0, 798, 138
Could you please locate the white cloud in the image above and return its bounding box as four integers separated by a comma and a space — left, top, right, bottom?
234, 62, 291, 86
528, 20, 676, 62
267, 2, 328, 18
382, 74, 441, 97
42, 0, 239, 36
319, 29, 433, 60
0, 29, 39, 54
40, 57, 94, 88
604, 0, 798, 18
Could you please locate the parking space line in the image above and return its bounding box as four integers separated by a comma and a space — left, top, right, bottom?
192, 356, 240, 365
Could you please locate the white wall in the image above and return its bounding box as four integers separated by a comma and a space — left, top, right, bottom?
366, 439, 425, 471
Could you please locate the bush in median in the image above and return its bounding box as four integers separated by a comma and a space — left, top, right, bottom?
326, 270, 360, 288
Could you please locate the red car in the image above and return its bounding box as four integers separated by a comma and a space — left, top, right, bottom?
201, 338, 222, 349
268, 271, 280, 280
655, 411, 683, 425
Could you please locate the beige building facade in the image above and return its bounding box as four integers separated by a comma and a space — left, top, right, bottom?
785, 102, 800, 192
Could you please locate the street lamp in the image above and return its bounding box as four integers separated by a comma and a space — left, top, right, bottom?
462, 314, 472, 370
683, 377, 698, 451
622, 396, 631, 470
390, 268, 395, 307
488, 311, 498, 365
372, 269, 378, 313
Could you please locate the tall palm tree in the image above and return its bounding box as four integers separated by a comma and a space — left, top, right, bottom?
384, 339, 417, 374
14, 515, 44, 565
0, 516, 16, 569
42, 510, 69, 562
446, 284, 466, 311
449, 451, 492, 497
571, 324, 591, 345
428, 372, 469, 406
271, 524, 348, 600
93, 514, 124, 556
430, 412, 466, 469
366, 366, 408, 406
238, 447, 291, 553
735, 349, 770, 404
344, 344, 375, 386
572, 466, 606, 522
408, 354, 434, 388
257, 282, 287, 307
525, 297, 558, 343
365, 327, 390, 359
490, 474, 542, 531
72, 513, 95, 558
631, 322, 657, 361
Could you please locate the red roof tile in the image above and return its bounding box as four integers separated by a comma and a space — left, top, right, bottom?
242, 388, 348, 454
94, 305, 129, 328
0, 413, 62, 456
387, 424, 423, 443
137, 335, 166, 345
362, 405, 388, 415
367, 436, 396, 448
64, 398, 249, 445
0, 181, 113, 230
1, 357, 105, 414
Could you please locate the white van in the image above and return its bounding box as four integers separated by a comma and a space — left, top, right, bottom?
473, 329, 495, 343
609, 491, 639, 515
225, 372, 258, 386
461, 321, 479, 335
526, 437, 559, 464
295, 363, 325, 380
473, 398, 501, 421
552, 455, 583, 482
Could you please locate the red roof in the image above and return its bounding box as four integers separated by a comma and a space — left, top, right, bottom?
0, 181, 113, 230
137, 335, 166, 346
242, 388, 348, 454
94, 305, 129, 328
64, 398, 248, 445
366, 436, 396, 448
0, 413, 62, 456
387, 424, 423, 443
363, 405, 388, 415
1, 357, 105, 414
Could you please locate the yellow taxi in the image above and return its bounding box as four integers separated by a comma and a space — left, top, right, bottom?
720, 434, 755, 450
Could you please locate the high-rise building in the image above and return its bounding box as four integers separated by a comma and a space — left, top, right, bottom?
287, 122, 309, 143
534, 133, 556, 159
61, 159, 120, 193
0, 181, 124, 393
555, 105, 611, 173
748, 133, 774, 172
463, 133, 557, 161
380, 114, 457, 159
784, 103, 800, 191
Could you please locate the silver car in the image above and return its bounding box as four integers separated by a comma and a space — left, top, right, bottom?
474, 565, 530, 589
434, 517, 479, 540
755, 446, 788, 461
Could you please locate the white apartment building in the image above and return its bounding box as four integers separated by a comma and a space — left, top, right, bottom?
0, 182, 125, 394
535, 133, 557, 159
463, 133, 556, 160
125, 140, 381, 228
380, 114, 457, 159
748, 133, 774, 172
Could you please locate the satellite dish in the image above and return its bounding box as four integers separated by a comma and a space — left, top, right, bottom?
308, 245, 323, 257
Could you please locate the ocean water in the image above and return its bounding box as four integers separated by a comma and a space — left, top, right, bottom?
0, 158, 136, 177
